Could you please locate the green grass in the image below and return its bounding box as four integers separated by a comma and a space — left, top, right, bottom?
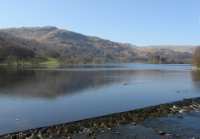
0, 57, 61, 68
39, 57, 60, 66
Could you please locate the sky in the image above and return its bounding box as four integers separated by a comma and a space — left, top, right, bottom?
0, 0, 199, 45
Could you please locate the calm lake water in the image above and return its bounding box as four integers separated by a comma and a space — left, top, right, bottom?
0, 64, 200, 134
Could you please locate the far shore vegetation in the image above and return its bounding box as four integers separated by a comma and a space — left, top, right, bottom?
0, 56, 61, 67
0, 54, 194, 67
0, 45, 196, 67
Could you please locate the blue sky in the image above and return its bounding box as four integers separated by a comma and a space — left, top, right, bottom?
0, 0, 199, 45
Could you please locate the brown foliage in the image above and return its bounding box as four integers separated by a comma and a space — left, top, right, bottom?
193, 46, 200, 67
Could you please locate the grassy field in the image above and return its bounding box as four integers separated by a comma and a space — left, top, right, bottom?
0, 57, 61, 67
39, 58, 60, 66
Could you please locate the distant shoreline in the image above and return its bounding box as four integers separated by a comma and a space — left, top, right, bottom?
0, 62, 193, 66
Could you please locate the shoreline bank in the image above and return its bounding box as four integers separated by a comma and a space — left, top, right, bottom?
1, 97, 200, 139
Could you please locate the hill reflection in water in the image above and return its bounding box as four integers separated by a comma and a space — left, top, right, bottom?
0, 67, 133, 98
0, 65, 200, 99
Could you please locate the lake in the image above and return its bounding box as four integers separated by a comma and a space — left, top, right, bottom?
0, 64, 200, 135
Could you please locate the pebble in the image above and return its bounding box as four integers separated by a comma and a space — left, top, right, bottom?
2, 98, 200, 139
158, 131, 166, 136
82, 128, 91, 134
179, 109, 185, 113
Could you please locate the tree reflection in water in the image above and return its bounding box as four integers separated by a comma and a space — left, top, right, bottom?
191, 70, 200, 90
0, 67, 133, 98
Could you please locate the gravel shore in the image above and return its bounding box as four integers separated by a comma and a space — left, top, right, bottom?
1, 97, 200, 139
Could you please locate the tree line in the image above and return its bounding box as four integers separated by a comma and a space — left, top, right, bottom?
0, 47, 35, 65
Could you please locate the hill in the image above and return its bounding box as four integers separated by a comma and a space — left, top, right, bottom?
0, 26, 195, 65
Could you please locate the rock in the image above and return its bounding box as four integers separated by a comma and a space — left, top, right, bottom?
82, 128, 91, 134
130, 122, 136, 125
179, 109, 185, 113
37, 132, 44, 139
158, 131, 166, 136
172, 105, 177, 109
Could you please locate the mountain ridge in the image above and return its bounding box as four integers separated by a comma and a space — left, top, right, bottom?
0, 26, 196, 65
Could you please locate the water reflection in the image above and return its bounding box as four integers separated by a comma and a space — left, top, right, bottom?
191, 70, 200, 89
0, 66, 200, 99
0, 64, 200, 135
0, 67, 134, 98
192, 70, 200, 81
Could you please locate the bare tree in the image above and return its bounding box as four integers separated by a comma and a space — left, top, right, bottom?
193, 46, 200, 67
